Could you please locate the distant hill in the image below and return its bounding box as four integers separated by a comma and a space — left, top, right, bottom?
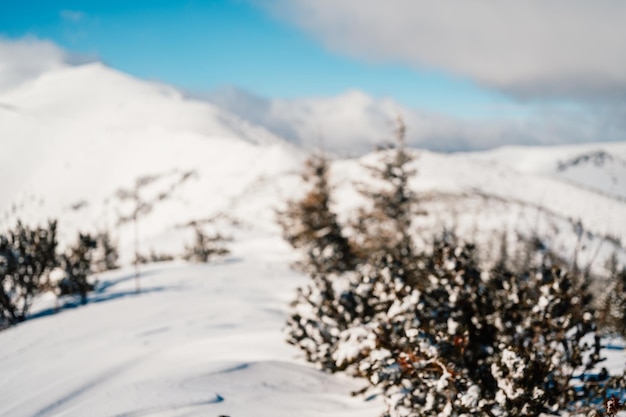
1, 62, 624, 273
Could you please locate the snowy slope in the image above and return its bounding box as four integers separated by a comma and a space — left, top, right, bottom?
1, 62, 624, 263
467, 143, 626, 200
0, 234, 384, 417
0, 63, 304, 258
1, 61, 626, 417
322, 146, 626, 281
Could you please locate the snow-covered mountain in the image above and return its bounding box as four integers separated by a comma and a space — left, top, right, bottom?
1, 61, 625, 417
0, 62, 304, 258
468, 143, 626, 201
326, 142, 626, 283
1, 62, 624, 264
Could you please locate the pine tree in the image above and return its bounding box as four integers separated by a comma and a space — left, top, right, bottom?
302, 119, 429, 373
280, 152, 360, 368
351, 118, 425, 288
278, 153, 356, 276
285, 121, 425, 373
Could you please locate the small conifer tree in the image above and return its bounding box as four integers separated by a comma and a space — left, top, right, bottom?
351, 118, 425, 288
92, 230, 119, 272
278, 153, 356, 276
280, 152, 359, 368
59, 233, 97, 304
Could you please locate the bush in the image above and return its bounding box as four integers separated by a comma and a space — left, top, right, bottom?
59, 233, 97, 304
92, 230, 119, 273
0, 220, 58, 326
283, 122, 612, 416
288, 233, 606, 416
135, 250, 175, 264
182, 227, 229, 263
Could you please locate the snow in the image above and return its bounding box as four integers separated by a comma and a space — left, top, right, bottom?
0, 63, 304, 259
0, 234, 384, 417
0, 61, 625, 416
460, 385, 480, 409
1, 63, 625, 273
466, 143, 626, 200
333, 325, 377, 368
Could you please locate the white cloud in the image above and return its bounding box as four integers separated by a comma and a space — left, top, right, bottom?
0, 37, 68, 94
0, 37, 619, 154
208, 87, 625, 154
264, 0, 626, 100
60, 10, 86, 23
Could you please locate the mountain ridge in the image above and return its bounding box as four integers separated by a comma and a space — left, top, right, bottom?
1, 62, 624, 270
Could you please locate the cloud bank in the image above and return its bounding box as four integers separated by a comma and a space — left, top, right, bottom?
265, 0, 626, 100
208, 87, 624, 155
0, 38, 621, 154
0, 38, 69, 94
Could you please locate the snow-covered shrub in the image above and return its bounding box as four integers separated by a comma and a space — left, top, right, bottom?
488, 263, 599, 415
290, 234, 604, 416
283, 120, 610, 416
286, 263, 393, 372
0, 220, 58, 326
593, 254, 626, 413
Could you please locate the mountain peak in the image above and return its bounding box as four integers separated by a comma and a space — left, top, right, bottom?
1, 61, 288, 146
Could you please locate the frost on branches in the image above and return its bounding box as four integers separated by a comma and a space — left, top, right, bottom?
281, 122, 617, 416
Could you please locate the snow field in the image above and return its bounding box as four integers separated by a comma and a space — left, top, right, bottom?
0, 234, 385, 417
1, 60, 625, 416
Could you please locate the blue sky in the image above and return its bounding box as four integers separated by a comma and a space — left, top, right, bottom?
0, 0, 513, 119
1, 1, 623, 152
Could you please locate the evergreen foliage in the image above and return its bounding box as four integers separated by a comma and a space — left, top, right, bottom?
351, 119, 426, 289
279, 152, 360, 368
353, 122, 418, 252
92, 230, 119, 273
59, 233, 97, 304
282, 122, 614, 416
598, 253, 626, 337
278, 153, 356, 276
0, 220, 58, 326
